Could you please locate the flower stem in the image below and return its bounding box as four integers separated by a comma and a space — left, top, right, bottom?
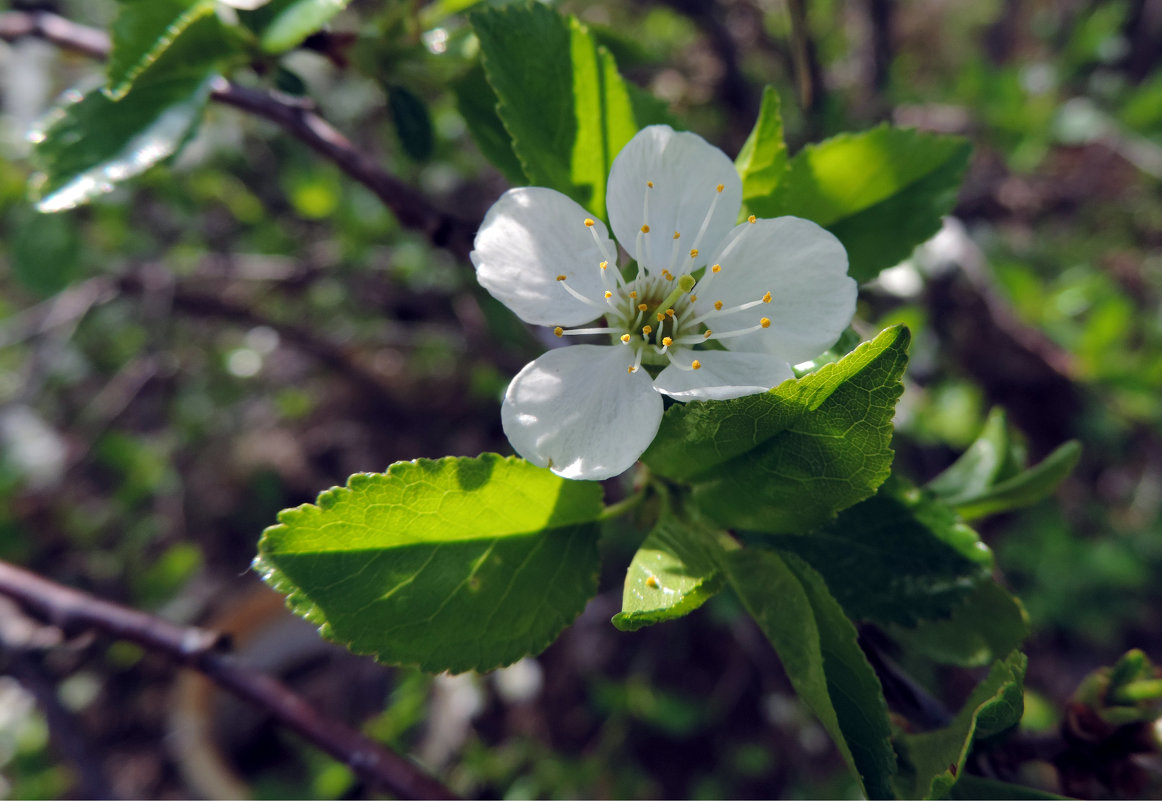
598, 491, 647, 521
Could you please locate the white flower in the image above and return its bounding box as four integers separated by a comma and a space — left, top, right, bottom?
471, 125, 856, 481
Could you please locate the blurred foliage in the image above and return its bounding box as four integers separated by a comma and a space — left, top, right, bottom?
1, 0, 1161, 798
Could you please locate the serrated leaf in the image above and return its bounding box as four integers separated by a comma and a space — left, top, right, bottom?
470, 2, 666, 219
255, 454, 603, 674
889, 580, 1029, 668
612, 511, 725, 632
642, 326, 909, 534
895, 651, 1027, 800
727, 549, 897, 798
29, 74, 214, 213
767, 479, 993, 626
735, 86, 787, 218
106, 0, 218, 100
952, 441, 1081, 521
240, 0, 352, 53
759, 125, 971, 282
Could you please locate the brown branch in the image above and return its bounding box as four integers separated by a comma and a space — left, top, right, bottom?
0, 9, 477, 262
0, 559, 458, 800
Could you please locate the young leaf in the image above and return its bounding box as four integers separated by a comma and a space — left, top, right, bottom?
951, 441, 1081, 521
255, 455, 603, 674
888, 580, 1030, 668
470, 2, 665, 219
612, 512, 726, 632
727, 549, 897, 798
29, 74, 215, 213
735, 86, 788, 219
766, 480, 993, 626
894, 651, 1027, 800
759, 125, 972, 282
106, 0, 218, 100
926, 408, 1021, 501
239, 0, 353, 54
642, 326, 909, 534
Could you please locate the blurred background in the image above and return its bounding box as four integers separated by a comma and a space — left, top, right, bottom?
0, 0, 1160, 797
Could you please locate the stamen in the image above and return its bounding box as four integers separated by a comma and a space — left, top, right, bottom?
667, 230, 682, 275
748, 215, 757, 224
620, 334, 631, 344
584, 218, 594, 227
641, 224, 650, 234
707, 319, 772, 340
666, 351, 703, 371
712, 265, 721, 273
689, 248, 699, 259
604, 291, 613, 299
687, 182, 728, 265
556, 276, 606, 309
714, 301, 723, 310
553, 327, 564, 337
638, 303, 649, 312
762, 291, 772, 303
628, 347, 645, 374
692, 360, 702, 369
558, 326, 618, 336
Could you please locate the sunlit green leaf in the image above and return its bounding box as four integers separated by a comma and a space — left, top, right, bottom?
240, 0, 353, 53
735, 86, 787, 219
612, 510, 725, 632
760, 125, 971, 282
643, 326, 909, 534
255, 454, 603, 673
895, 651, 1027, 800
952, 441, 1081, 521
727, 550, 897, 798
106, 0, 218, 100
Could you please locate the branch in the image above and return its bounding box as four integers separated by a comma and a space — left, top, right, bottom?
0, 9, 477, 262
0, 559, 458, 801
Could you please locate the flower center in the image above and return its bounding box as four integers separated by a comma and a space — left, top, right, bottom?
551, 190, 772, 377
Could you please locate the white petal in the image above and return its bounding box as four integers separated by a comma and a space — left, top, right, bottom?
606, 125, 742, 276
501, 345, 663, 481
701, 216, 856, 363
653, 351, 794, 401
471, 187, 614, 327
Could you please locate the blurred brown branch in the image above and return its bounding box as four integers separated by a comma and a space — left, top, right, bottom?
0, 559, 458, 800
0, 9, 477, 262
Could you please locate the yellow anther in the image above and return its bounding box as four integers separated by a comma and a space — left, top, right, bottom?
620, 333, 631, 343
629, 291, 638, 298
641, 224, 650, 234
716, 183, 724, 193
673, 232, 680, 240
584, 218, 595, 227
763, 291, 772, 303
711, 264, 721, 273
604, 291, 613, 299
638, 303, 649, 312
760, 317, 771, 328
748, 215, 757, 224
689, 295, 698, 303
662, 336, 673, 347
689, 248, 699, 258
647, 181, 654, 188
600, 261, 608, 270
656, 312, 665, 322
714, 300, 724, 310
704, 330, 713, 338
691, 360, 702, 370
646, 574, 660, 588
642, 325, 653, 335
661, 269, 673, 280
628, 365, 637, 373
556, 274, 567, 281
665, 308, 675, 317
553, 327, 564, 337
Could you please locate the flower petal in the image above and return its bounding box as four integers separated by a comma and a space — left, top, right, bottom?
471, 187, 615, 327
653, 350, 794, 401
701, 216, 856, 363
607, 125, 742, 276
502, 345, 663, 481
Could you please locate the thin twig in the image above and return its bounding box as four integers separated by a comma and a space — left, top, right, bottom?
0, 9, 477, 262
0, 559, 458, 800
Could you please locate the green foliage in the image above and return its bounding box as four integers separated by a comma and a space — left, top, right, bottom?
894, 651, 1027, 800
239, 0, 354, 54
889, 580, 1030, 668
106, 0, 219, 100
758, 125, 972, 282
611, 509, 725, 632
767, 479, 993, 626
469, 2, 665, 219
726, 550, 896, 799
7, 209, 82, 295
734, 86, 787, 219
387, 85, 435, 162
255, 455, 603, 673
643, 325, 909, 533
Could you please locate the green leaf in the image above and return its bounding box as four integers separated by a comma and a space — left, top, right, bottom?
452, 64, 527, 184
642, 326, 909, 534
612, 511, 725, 632
950, 775, 1070, 800
106, 0, 218, 100
760, 125, 972, 282
240, 0, 353, 54
8, 209, 82, 295
471, 2, 664, 219
727, 549, 897, 798
888, 580, 1030, 668
767, 479, 993, 626
895, 651, 1027, 800
735, 86, 787, 219
951, 441, 1081, 521
387, 85, 434, 162
927, 408, 1023, 502
29, 74, 215, 213
255, 455, 603, 673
